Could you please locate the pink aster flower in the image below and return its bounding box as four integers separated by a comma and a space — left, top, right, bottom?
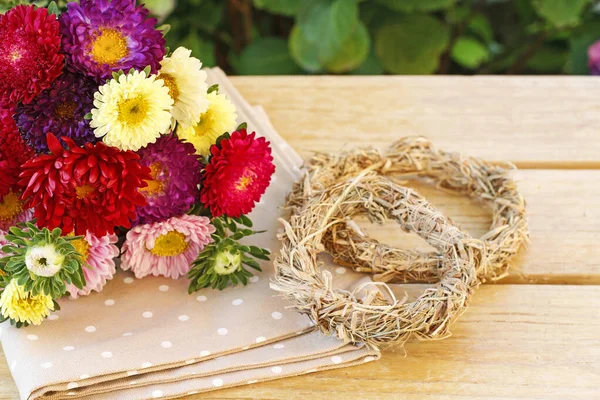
66, 232, 120, 298
121, 214, 215, 279
0, 229, 9, 258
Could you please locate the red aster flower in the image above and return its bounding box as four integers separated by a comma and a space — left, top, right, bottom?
200, 129, 275, 218
0, 5, 64, 105
20, 133, 151, 236
0, 105, 34, 197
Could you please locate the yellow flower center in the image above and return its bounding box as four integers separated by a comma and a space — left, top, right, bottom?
118, 95, 149, 126
10, 50, 22, 62
150, 231, 188, 257
71, 238, 90, 262
90, 28, 129, 66
54, 101, 77, 121
236, 175, 253, 191
76, 184, 95, 200
140, 162, 166, 196
193, 107, 216, 137
0, 190, 24, 223
160, 74, 180, 102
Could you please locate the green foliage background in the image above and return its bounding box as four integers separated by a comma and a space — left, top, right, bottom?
3, 0, 600, 75
160, 0, 600, 75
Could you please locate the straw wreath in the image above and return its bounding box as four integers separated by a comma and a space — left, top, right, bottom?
272, 137, 528, 347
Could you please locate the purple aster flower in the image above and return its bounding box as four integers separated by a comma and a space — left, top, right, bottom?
588, 40, 600, 75
15, 72, 98, 153
59, 0, 166, 82
135, 134, 202, 225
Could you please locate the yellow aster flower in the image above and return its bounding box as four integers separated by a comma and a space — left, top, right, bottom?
177, 91, 237, 156
158, 47, 210, 129
0, 280, 54, 326
90, 70, 174, 151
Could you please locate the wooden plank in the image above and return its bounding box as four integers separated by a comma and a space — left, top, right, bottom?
230, 76, 600, 167
1, 285, 598, 399
355, 169, 600, 284
193, 285, 600, 400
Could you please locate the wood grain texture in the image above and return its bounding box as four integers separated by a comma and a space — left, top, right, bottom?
1, 285, 598, 400
229, 76, 600, 166
191, 285, 600, 400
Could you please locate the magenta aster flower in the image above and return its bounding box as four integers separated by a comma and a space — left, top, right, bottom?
16, 73, 98, 152
135, 135, 202, 225
66, 232, 119, 298
589, 40, 600, 75
59, 0, 166, 81
121, 215, 215, 279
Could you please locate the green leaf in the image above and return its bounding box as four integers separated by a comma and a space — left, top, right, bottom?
533, 0, 591, 28
527, 45, 568, 72
323, 22, 370, 73
178, 31, 215, 67
47, 1, 60, 16
142, 0, 176, 19
289, 25, 323, 73
468, 14, 494, 43
451, 36, 490, 69
568, 21, 600, 74
207, 84, 219, 94
374, 0, 458, 12
375, 15, 450, 74
253, 0, 302, 16
157, 24, 171, 36
290, 0, 361, 73
237, 37, 302, 75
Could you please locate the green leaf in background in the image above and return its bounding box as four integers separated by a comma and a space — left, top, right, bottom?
375, 15, 450, 74
468, 14, 494, 43
298, 0, 359, 57
527, 45, 568, 72
253, 0, 302, 16
142, 0, 176, 20
533, 0, 591, 28
237, 37, 302, 75
352, 49, 384, 75
323, 22, 370, 73
451, 36, 490, 69
290, 0, 367, 73
289, 25, 322, 72
179, 31, 216, 67
374, 0, 458, 13
567, 21, 600, 74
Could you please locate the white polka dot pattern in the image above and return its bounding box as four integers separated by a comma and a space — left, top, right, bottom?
271, 312, 283, 320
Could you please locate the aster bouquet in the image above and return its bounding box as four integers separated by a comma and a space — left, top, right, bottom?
0, 1, 275, 328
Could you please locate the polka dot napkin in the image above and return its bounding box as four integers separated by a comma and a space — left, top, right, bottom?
0, 68, 380, 400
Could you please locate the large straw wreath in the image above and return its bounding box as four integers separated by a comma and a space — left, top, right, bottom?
272, 137, 528, 347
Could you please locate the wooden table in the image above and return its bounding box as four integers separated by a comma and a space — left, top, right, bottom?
1, 76, 599, 399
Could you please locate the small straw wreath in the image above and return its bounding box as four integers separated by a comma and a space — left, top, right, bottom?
273, 137, 528, 347
286, 136, 529, 284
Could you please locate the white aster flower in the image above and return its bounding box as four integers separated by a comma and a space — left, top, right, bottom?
159, 47, 210, 129
90, 70, 174, 151
25, 243, 65, 277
